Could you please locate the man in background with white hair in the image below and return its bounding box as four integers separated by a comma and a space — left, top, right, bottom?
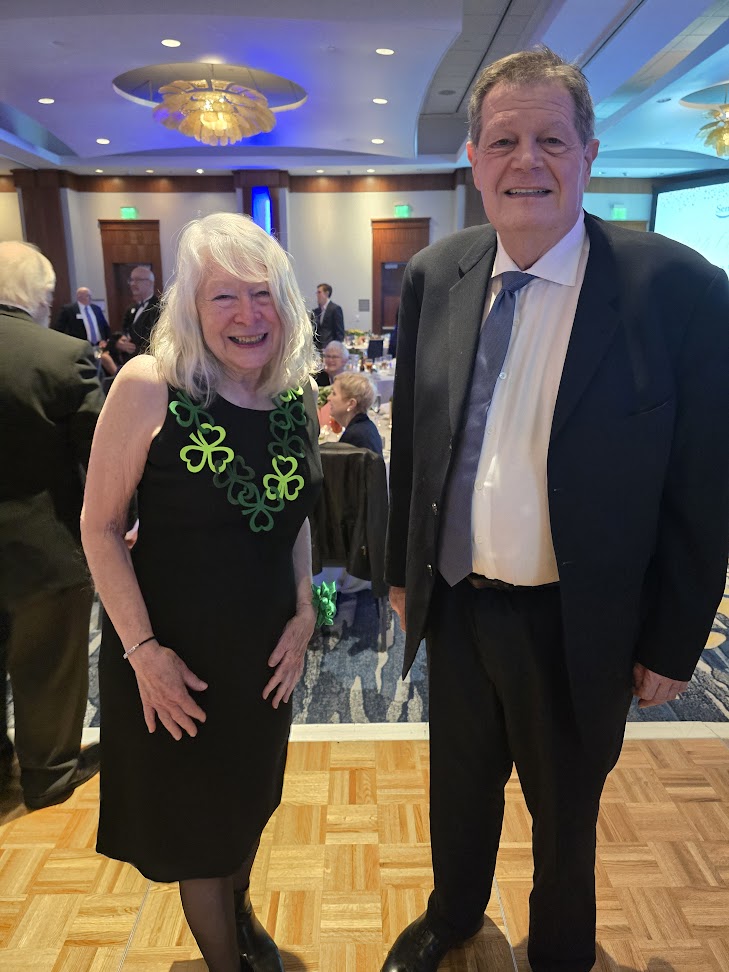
55, 285, 110, 346
0, 240, 104, 810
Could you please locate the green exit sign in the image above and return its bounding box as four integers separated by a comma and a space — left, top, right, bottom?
610, 204, 627, 220
120, 206, 138, 220
394, 204, 412, 218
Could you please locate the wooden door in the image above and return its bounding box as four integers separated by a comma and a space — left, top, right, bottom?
98, 220, 162, 331
371, 218, 430, 333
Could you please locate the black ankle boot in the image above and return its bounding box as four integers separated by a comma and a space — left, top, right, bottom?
234, 888, 284, 972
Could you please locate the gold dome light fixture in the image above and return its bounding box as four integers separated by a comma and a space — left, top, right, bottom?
680, 83, 729, 158
113, 63, 307, 147
154, 79, 276, 146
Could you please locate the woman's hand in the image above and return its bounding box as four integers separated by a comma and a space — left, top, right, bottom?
263, 604, 317, 709
129, 643, 208, 740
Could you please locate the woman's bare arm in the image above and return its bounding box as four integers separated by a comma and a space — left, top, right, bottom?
81, 356, 208, 738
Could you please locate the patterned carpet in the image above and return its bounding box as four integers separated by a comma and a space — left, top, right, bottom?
6, 572, 729, 728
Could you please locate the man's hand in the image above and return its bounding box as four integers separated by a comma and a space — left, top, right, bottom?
390, 586, 406, 631
632, 662, 688, 708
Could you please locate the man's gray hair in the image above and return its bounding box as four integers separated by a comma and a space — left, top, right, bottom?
0, 240, 55, 323
468, 46, 595, 148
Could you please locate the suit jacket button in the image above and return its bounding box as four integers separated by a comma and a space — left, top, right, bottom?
431, 502, 438, 515
426, 564, 434, 576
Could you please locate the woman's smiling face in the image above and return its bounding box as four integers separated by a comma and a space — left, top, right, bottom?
195, 266, 282, 380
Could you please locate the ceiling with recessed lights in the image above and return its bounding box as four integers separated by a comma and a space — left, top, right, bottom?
1, 0, 729, 179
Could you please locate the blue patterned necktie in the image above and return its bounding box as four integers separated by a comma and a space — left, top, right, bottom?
83, 304, 100, 345
438, 271, 535, 587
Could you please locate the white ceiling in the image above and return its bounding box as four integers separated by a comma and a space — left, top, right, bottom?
1, 0, 728, 179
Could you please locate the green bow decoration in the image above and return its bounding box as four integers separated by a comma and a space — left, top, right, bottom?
312, 581, 337, 627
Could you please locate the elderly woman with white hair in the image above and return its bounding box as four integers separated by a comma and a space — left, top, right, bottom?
316, 339, 349, 386
81, 213, 322, 972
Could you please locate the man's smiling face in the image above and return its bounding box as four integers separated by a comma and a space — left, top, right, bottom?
467, 81, 599, 266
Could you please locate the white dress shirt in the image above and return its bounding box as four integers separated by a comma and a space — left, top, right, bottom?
471, 214, 590, 586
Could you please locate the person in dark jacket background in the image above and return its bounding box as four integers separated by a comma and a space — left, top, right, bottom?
329, 373, 383, 455
0, 240, 104, 810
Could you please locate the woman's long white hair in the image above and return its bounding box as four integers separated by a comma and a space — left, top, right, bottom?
151, 213, 318, 403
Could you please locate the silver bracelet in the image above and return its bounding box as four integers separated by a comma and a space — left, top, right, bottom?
122, 635, 156, 660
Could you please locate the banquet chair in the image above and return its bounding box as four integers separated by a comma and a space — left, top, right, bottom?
310, 442, 389, 650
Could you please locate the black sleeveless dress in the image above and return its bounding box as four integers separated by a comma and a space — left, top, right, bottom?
97, 384, 322, 881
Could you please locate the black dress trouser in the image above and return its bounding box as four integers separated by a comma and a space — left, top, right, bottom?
425, 574, 632, 972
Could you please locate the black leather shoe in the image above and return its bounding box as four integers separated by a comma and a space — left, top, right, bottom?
381, 912, 459, 972
24, 743, 100, 810
235, 888, 284, 972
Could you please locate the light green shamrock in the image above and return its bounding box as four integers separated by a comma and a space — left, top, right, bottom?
262, 456, 304, 501
180, 424, 234, 474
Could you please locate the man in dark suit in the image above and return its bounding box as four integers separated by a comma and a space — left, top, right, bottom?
55, 286, 110, 345
122, 266, 161, 352
312, 282, 344, 351
0, 241, 104, 810
382, 48, 729, 972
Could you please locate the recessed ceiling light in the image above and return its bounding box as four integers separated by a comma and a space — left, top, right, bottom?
371, 138, 384, 144
161, 38, 181, 47
373, 98, 388, 105
38, 97, 55, 105
95, 169, 104, 173
376, 48, 395, 56
196, 168, 204, 174
146, 169, 155, 173
316, 169, 324, 174
96, 138, 110, 145
366, 168, 376, 173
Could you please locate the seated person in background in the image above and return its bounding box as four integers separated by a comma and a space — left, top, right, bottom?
99, 331, 137, 378
329, 373, 383, 455
315, 340, 349, 386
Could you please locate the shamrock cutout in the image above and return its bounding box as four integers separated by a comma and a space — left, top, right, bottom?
169, 392, 214, 429
269, 434, 306, 460
262, 456, 304, 501
213, 455, 256, 504
180, 424, 234, 474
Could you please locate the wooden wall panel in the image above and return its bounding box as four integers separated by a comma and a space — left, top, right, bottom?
291, 174, 456, 194
0, 176, 15, 193
98, 220, 162, 330
12, 169, 70, 321
371, 218, 430, 332
72, 174, 235, 194
587, 177, 653, 194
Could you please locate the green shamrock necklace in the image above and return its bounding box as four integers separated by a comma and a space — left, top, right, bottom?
169, 386, 308, 533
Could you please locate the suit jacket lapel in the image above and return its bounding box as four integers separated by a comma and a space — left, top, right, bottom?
550, 214, 621, 441
448, 229, 497, 436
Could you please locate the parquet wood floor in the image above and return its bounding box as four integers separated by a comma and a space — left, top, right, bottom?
1, 737, 729, 971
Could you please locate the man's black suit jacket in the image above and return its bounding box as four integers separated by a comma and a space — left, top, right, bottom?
313, 300, 344, 351
0, 306, 104, 610
122, 294, 161, 352
55, 301, 110, 343
386, 214, 729, 732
